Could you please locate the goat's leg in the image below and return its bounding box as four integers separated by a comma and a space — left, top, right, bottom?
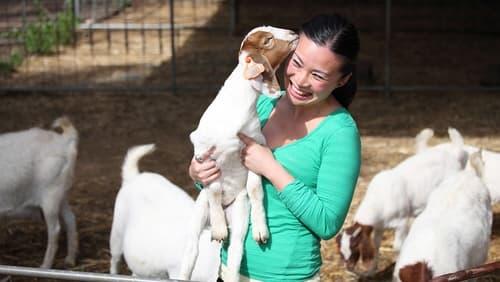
59, 199, 78, 266
246, 171, 268, 243
393, 220, 411, 254
40, 203, 62, 269
109, 238, 123, 275
206, 181, 228, 241
179, 190, 210, 280
367, 228, 383, 274
109, 198, 127, 275
225, 190, 250, 282
358, 227, 383, 275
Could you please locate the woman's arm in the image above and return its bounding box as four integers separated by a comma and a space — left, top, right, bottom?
278, 127, 361, 239
239, 127, 361, 240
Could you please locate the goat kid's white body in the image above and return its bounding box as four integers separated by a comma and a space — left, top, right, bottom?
351, 144, 466, 272
181, 26, 298, 282
191, 62, 265, 205
182, 61, 267, 282
0, 119, 78, 268
433, 143, 500, 203
109, 145, 220, 281
393, 169, 492, 281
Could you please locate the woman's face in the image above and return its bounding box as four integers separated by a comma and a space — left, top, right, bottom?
284, 34, 350, 107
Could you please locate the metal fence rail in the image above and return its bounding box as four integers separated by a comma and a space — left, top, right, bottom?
430, 261, 500, 282
0, 264, 183, 282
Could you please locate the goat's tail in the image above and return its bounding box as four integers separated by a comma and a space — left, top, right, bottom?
415, 128, 434, 153
52, 116, 78, 141
122, 144, 156, 183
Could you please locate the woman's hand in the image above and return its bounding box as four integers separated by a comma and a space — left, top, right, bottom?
188, 146, 221, 186
238, 133, 295, 191
238, 133, 277, 177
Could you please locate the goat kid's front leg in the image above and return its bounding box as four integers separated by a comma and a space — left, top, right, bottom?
179, 190, 210, 280
393, 220, 411, 254
225, 190, 250, 282
361, 228, 383, 275
246, 171, 268, 243
206, 181, 228, 241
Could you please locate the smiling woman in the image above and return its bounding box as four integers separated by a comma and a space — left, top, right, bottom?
189, 14, 361, 282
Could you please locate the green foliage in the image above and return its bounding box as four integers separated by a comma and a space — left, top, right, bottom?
0, 50, 23, 75
22, 0, 77, 55
0, 0, 78, 74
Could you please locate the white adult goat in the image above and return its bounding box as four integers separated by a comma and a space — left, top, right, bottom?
180, 26, 298, 282
394, 150, 492, 282
336, 128, 467, 275
109, 144, 220, 281
0, 117, 78, 268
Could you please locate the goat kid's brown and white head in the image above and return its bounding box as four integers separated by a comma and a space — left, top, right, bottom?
239, 26, 299, 98
335, 222, 378, 275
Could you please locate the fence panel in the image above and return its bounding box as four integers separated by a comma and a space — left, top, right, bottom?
0, 0, 231, 93
0, 0, 499, 94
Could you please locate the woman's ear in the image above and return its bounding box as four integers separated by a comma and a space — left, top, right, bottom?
338, 72, 352, 87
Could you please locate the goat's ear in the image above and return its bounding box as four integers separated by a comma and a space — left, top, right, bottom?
243, 56, 265, 80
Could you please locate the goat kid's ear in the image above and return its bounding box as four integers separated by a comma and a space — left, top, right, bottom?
243, 56, 265, 80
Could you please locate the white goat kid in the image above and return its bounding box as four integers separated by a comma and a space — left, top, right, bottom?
393, 150, 492, 282
336, 128, 467, 275
417, 127, 500, 203
109, 144, 220, 281
0, 117, 78, 268
180, 26, 298, 282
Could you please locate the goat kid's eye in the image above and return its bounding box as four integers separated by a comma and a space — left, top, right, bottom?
263, 36, 274, 46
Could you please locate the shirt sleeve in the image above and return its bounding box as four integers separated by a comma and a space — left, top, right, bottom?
277, 126, 361, 240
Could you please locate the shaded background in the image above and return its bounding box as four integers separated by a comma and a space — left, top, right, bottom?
0, 0, 499, 281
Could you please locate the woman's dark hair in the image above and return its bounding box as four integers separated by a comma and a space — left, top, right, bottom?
300, 14, 360, 108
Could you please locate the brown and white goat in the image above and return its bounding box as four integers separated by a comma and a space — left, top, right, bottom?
179, 26, 298, 282
336, 128, 467, 275
393, 150, 492, 282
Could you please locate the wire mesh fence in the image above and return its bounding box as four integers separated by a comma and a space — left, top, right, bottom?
0, 0, 232, 93
0, 0, 499, 94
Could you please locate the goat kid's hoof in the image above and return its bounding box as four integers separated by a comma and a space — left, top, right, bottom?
211, 227, 228, 242
39, 263, 51, 269
252, 225, 269, 244
225, 272, 239, 282
64, 256, 76, 267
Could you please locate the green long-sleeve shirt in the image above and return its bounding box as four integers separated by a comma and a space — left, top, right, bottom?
220, 95, 361, 281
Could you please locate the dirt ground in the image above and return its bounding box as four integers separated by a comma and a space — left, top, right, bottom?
1, 1, 500, 281
1, 90, 500, 282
